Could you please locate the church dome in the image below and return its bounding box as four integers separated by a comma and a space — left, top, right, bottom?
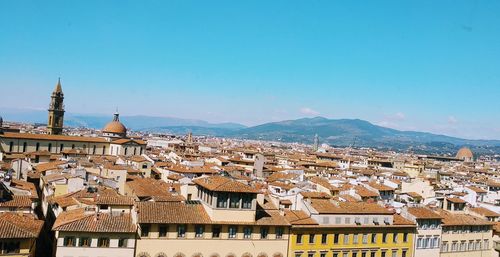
103, 112, 127, 136
456, 147, 473, 160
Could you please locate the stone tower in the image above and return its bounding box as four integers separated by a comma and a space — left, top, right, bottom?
47, 78, 65, 135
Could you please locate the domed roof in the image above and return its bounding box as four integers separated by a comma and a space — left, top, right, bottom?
103, 112, 127, 135
456, 147, 473, 159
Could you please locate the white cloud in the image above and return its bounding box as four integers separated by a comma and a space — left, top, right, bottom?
300, 107, 320, 116
394, 112, 406, 121
447, 116, 458, 124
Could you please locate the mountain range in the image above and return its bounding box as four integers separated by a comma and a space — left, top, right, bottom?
2, 108, 499, 155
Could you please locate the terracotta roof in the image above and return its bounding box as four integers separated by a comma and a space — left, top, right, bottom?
470, 207, 500, 217
34, 160, 67, 173
393, 214, 415, 225
126, 177, 184, 201
446, 197, 466, 203
96, 195, 134, 206
193, 176, 259, 193
283, 210, 318, 225
407, 207, 442, 219
0, 213, 43, 238
437, 210, 493, 226
310, 199, 392, 215
53, 209, 136, 233
0, 195, 32, 208
367, 182, 395, 191
309, 177, 339, 191
136, 201, 212, 224
300, 191, 332, 199
467, 186, 488, 194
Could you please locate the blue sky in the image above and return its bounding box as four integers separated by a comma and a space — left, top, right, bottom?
1, 1, 500, 139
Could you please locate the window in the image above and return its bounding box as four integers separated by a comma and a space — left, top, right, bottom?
78, 237, 90, 247
159, 225, 168, 237
343, 234, 349, 244
484, 239, 489, 249
417, 237, 423, 248
242, 194, 253, 209
343, 253, 348, 257
403, 233, 408, 243
276, 227, 284, 239
229, 226, 237, 238
295, 253, 302, 257
371, 234, 376, 244
362, 234, 368, 244
321, 234, 327, 244
392, 233, 397, 243
118, 238, 128, 248
333, 253, 339, 257
244, 227, 252, 239
308, 253, 314, 257
177, 224, 186, 238
229, 194, 240, 208
9, 142, 14, 152
334, 234, 339, 244
352, 252, 357, 257
391, 250, 397, 257
102, 145, 106, 154
309, 234, 315, 244
93, 145, 96, 154
381, 251, 386, 257
320, 253, 326, 257
60, 144, 64, 152
98, 237, 110, 248
335, 217, 341, 224
382, 233, 387, 243
468, 240, 474, 251
260, 227, 269, 239
370, 252, 375, 257
212, 226, 221, 238
297, 234, 303, 244
36, 143, 40, 151
195, 225, 204, 238
22, 142, 27, 152
217, 193, 228, 208
141, 224, 150, 237
451, 241, 458, 251
401, 251, 406, 257
441, 241, 449, 252
433, 236, 439, 248
353, 234, 359, 244
48, 143, 52, 152
2, 242, 20, 254
63, 236, 76, 247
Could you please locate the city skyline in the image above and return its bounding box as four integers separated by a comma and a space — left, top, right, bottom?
1, 1, 500, 140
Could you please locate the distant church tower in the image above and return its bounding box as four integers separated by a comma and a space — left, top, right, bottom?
47, 78, 65, 135
313, 134, 319, 151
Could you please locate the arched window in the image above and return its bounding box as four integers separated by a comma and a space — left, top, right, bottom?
124, 147, 128, 155
103, 145, 106, 155
60, 144, 64, 152
36, 143, 40, 151
9, 142, 14, 152
22, 142, 27, 152
93, 145, 96, 154
134, 148, 137, 155
48, 143, 52, 152
140, 147, 143, 155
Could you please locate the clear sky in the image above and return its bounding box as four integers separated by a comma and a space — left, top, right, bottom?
1, 1, 500, 140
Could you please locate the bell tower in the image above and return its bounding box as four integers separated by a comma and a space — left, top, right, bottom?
47, 78, 65, 135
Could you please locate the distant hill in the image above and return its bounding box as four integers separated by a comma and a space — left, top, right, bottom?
2, 109, 499, 154
0, 108, 247, 131
226, 117, 500, 154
